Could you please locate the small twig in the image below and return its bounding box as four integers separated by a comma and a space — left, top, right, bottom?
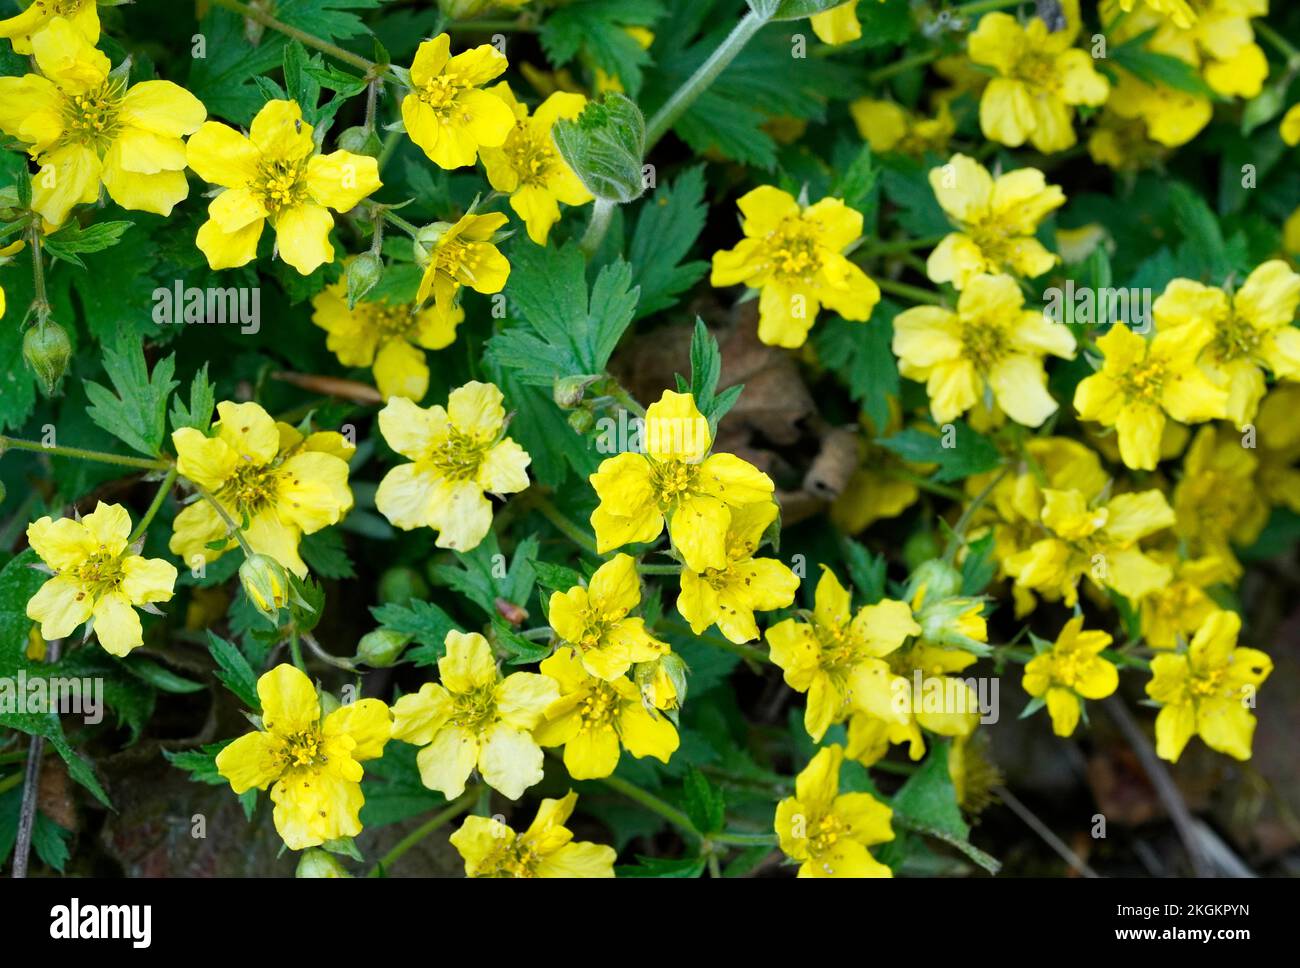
1104, 696, 1213, 877
994, 784, 1099, 878
13, 638, 61, 878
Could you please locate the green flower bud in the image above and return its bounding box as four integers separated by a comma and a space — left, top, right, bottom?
907, 559, 963, 604
553, 375, 598, 409
239, 553, 290, 624
378, 565, 428, 606
567, 408, 595, 434
552, 94, 646, 204
296, 848, 351, 878
336, 125, 382, 157
23, 322, 72, 397
346, 251, 384, 308
355, 628, 411, 668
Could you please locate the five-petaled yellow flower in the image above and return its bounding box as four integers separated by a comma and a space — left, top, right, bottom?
215, 664, 392, 851
927, 154, 1065, 289
775, 744, 894, 878
480, 84, 593, 244
401, 33, 513, 169
711, 186, 880, 348
0, 0, 98, 54
1119, 0, 1196, 28
375, 381, 531, 551
1022, 616, 1119, 737
171, 401, 354, 578
1153, 261, 1300, 427
677, 501, 799, 644
391, 630, 559, 799
1146, 610, 1271, 762
415, 211, 511, 319
26, 502, 177, 657
1074, 323, 1227, 470
535, 646, 679, 779
311, 273, 463, 402
0, 17, 205, 227
450, 791, 616, 877
767, 567, 920, 742
893, 273, 1076, 427
548, 553, 667, 681
186, 99, 381, 274
968, 12, 1109, 153
589, 390, 774, 571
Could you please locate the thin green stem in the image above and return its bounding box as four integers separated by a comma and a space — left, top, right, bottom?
188, 480, 256, 556
875, 277, 945, 306
866, 49, 938, 83
1256, 21, 1300, 65
663, 618, 772, 665
644, 10, 768, 150
0, 772, 22, 796
27, 223, 48, 323
862, 235, 946, 258
377, 130, 402, 174
606, 381, 646, 419
639, 563, 682, 575
881, 465, 965, 502
955, 0, 1026, 14
597, 772, 700, 837
209, 0, 378, 74
451, 19, 538, 33
943, 466, 1008, 566
381, 208, 421, 237
532, 494, 599, 556
0, 436, 169, 471
129, 467, 178, 543
366, 790, 479, 877
578, 198, 616, 258
289, 630, 306, 672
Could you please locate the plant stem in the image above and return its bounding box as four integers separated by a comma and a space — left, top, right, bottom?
578, 198, 615, 258
209, 0, 378, 74
866, 49, 938, 83
12, 638, 60, 878
605, 381, 646, 419
451, 19, 538, 33
881, 466, 965, 502
366, 790, 478, 876
532, 494, 599, 556
289, 631, 306, 672
597, 772, 700, 837
28, 223, 48, 323
188, 481, 256, 556
955, 0, 1026, 14
0, 436, 169, 471
663, 618, 772, 665
129, 466, 178, 543
943, 466, 1008, 565
1255, 20, 1300, 65
639, 563, 682, 575
875, 277, 945, 306
862, 235, 946, 258
0, 772, 23, 796
381, 208, 421, 238
644, 10, 768, 150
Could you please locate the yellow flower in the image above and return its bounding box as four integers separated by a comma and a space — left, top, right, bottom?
968, 12, 1109, 153
310, 274, 462, 402
187, 99, 380, 274
844, 709, 925, 768
1022, 616, 1118, 737
1141, 552, 1235, 650
1074, 323, 1227, 470
401, 33, 513, 169
548, 553, 667, 680
1173, 424, 1269, 561
25, 502, 177, 657
479, 84, 592, 244
710, 186, 880, 348
1153, 262, 1300, 427
1118, 0, 1197, 27
1146, 610, 1271, 761
215, 664, 392, 850
535, 647, 678, 779
1104, 71, 1211, 148
589, 389, 774, 571
390, 630, 558, 799
809, 2, 862, 44
0, 239, 24, 318
1256, 384, 1300, 513
677, 501, 799, 644
0, 0, 97, 54
774, 745, 894, 878
171, 401, 354, 577
926, 154, 1065, 289
374, 381, 530, 551
1006, 488, 1176, 607
1087, 109, 1173, 172
848, 98, 954, 157
415, 210, 511, 317
893, 273, 1076, 427
1283, 104, 1300, 146
766, 567, 919, 742
450, 791, 616, 877
0, 17, 205, 227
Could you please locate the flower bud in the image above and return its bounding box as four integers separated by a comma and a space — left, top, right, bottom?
553, 375, 598, 409
552, 94, 646, 204
567, 408, 595, 434
23, 321, 72, 396
378, 565, 428, 605
296, 848, 351, 878
355, 628, 411, 668
907, 559, 963, 605
336, 125, 382, 157
636, 652, 687, 712
346, 251, 384, 308
239, 553, 290, 624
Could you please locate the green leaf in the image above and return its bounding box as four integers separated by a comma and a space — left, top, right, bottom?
814, 306, 898, 432
206, 631, 261, 711
1168, 181, 1231, 280
534, 560, 585, 594
427, 532, 538, 618
1109, 37, 1215, 100
371, 599, 460, 663
890, 741, 999, 874
539, 0, 662, 97
299, 528, 356, 580
840, 536, 886, 604
682, 318, 741, 433
682, 768, 726, 834
164, 741, 235, 786
42, 221, 133, 266
960, 531, 996, 596
877, 421, 1000, 483
83, 339, 178, 457
493, 616, 552, 666
627, 165, 708, 318
553, 93, 647, 203
169, 363, 215, 433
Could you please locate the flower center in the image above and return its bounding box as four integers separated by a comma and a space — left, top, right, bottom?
959, 316, 1008, 373
449, 684, 497, 732
766, 220, 824, 282
485, 839, 541, 877
60, 80, 125, 152
255, 157, 309, 216
1014, 51, 1060, 91
427, 426, 486, 482
807, 811, 849, 858
281, 729, 327, 769
578, 682, 621, 731
219, 462, 277, 518
1189, 666, 1228, 700
72, 550, 125, 599
503, 126, 556, 188
365, 301, 419, 341
571, 608, 611, 652
1212, 312, 1262, 363
415, 74, 472, 119
649, 459, 699, 510
1118, 357, 1167, 402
